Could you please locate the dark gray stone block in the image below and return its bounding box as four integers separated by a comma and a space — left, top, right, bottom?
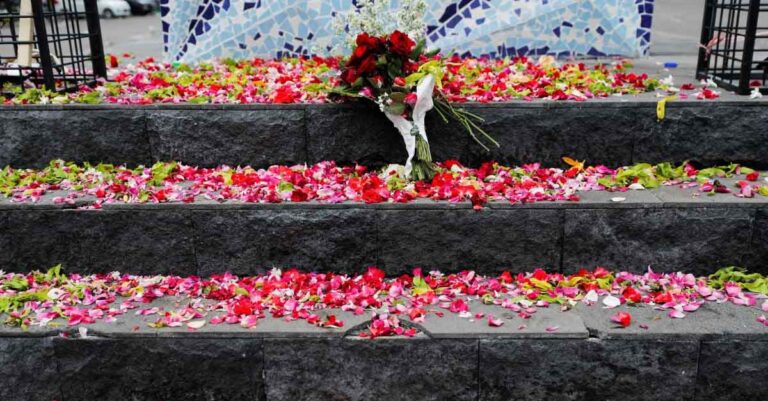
75, 210, 197, 275
264, 338, 477, 401
562, 207, 755, 275
306, 105, 472, 167
745, 208, 768, 272
147, 109, 306, 167
695, 340, 768, 400
306, 105, 407, 166
460, 105, 642, 167
193, 209, 378, 276
0, 210, 196, 274
634, 105, 768, 168
377, 209, 562, 275
2, 103, 767, 170
0, 210, 87, 272
0, 337, 60, 401
479, 338, 699, 401
55, 337, 264, 401
0, 109, 150, 168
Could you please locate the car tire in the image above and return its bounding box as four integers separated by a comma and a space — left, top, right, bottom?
102, 9, 114, 18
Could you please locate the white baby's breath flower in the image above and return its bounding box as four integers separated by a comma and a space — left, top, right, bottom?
334, 0, 427, 53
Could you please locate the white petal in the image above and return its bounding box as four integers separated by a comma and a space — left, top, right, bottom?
186, 320, 206, 329
584, 290, 599, 304
602, 295, 621, 309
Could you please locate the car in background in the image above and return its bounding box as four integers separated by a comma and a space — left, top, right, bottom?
53, 0, 131, 19
97, 0, 130, 18
124, 0, 155, 15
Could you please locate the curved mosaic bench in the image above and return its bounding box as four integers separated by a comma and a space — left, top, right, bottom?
161, 0, 656, 62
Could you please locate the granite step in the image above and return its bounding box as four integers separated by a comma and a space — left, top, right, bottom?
1, 301, 764, 401
1, 100, 767, 169
0, 179, 766, 276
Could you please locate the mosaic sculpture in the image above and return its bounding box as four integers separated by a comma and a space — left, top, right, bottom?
160, 0, 655, 62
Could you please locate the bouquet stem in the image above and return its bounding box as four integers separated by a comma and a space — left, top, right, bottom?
411, 126, 435, 181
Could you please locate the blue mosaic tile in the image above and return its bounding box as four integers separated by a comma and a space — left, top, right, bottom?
162, 0, 655, 62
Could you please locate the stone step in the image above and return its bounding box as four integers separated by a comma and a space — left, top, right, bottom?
1, 100, 767, 169
1, 181, 766, 276
1, 301, 764, 401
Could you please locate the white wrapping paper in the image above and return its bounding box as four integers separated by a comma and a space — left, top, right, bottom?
384, 74, 436, 177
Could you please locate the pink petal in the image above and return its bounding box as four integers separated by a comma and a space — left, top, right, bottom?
546, 326, 559, 333
488, 315, 504, 327
668, 309, 686, 319
683, 302, 701, 312
240, 315, 259, 328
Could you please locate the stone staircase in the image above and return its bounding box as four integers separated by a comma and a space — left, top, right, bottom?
1, 100, 767, 401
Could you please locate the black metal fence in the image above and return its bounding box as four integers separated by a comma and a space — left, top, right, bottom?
0, 0, 106, 95
697, 0, 768, 95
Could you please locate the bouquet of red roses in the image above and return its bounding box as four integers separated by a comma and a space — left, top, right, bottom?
332, 31, 497, 180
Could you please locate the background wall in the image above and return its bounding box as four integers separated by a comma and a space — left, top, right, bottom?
160, 0, 655, 62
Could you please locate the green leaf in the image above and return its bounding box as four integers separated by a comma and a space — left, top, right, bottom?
708, 267, 768, 295
412, 275, 432, 296
385, 101, 406, 115
410, 39, 426, 60
277, 181, 294, 193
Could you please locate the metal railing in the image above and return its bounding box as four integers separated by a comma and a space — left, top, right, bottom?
696, 0, 768, 95
0, 0, 106, 95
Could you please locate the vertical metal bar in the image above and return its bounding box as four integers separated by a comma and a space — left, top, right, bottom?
737, 0, 760, 94
721, 0, 736, 84
713, 1, 727, 82
29, 0, 55, 90
47, 0, 65, 74
64, 0, 80, 89
84, 0, 107, 80
697, 0, 717, 79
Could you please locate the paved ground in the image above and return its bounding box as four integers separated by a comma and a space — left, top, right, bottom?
100, 13, 164, 59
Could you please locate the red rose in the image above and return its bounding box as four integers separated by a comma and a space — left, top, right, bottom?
358, 55, 378, 74
389, 30, 415, 56
351, 45, 369, 63
341, 68, 360, 84
403, 59, 419, 74
356, 32, 382, 51
404, 92, 418, 106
